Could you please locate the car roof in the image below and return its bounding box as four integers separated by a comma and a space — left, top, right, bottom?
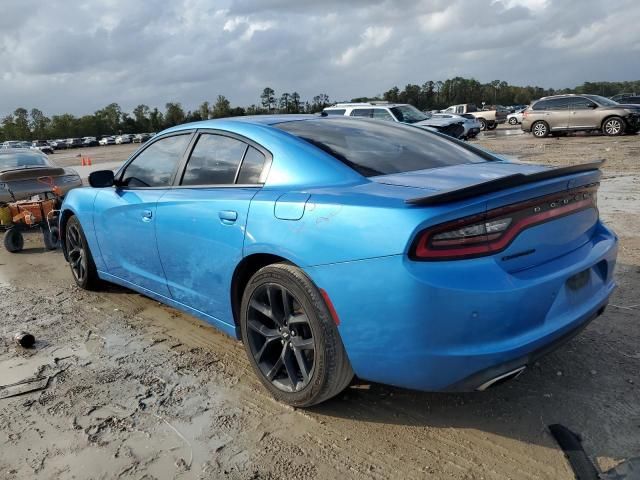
162, 115, 323, 134
324, 102, 407, 109
538, 93, 602, 100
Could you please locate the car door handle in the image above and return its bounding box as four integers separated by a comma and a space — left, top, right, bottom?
142, 210, 153, 222
218, 210, 238, 225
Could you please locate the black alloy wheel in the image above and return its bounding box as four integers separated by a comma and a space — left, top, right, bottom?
240, 263, 353, 407
65, 216, 98, 289
246, 283, 315, 392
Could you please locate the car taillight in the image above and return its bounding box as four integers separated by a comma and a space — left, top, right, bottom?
411, 184, 598, 260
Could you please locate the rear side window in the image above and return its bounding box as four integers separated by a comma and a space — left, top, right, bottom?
275, 118, 488, 177
236, 146, 266, 184
324, 109, 346, 116
533, 98, 570, 110
181, 134, 247, 185
121, 134, 191, 187
350, 109, 372, 117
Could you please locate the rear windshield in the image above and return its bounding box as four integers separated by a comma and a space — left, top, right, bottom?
0, 152, 49, 169
274, 118, 489, 177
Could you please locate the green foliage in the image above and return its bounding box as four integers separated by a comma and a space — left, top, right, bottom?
212, 95, 231, 118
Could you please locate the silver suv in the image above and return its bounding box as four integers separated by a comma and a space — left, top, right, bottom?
522, 94, 640, 137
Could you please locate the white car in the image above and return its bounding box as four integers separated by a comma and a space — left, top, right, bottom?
322, 102, 466, 139
507, 109, 526, 125
99, 136, 116, 146
430, 113, 482, 139
115, 134, 133, 144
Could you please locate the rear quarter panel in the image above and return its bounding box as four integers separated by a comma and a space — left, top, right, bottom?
244, 183, 490, 267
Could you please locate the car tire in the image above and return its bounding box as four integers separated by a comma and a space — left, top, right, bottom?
42, 225, 60, 250
65, 215, 99, 290
240, 262, 354, 407
478, 118, 487, 131
602, 116, 625, 136
508, 117, 518, 125
532, 121, 550, 138
4, 227, 24, 253
487, 123, 497, 130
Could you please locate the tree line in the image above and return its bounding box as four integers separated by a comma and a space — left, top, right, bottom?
2, 79, 638, 141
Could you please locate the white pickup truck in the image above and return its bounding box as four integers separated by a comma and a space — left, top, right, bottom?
443, 104, 508, 131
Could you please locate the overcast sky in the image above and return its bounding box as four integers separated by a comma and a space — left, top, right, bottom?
1, 0, 639, 116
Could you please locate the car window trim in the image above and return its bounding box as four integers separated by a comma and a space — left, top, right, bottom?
114, 130, 196, 190
172, 128, 273, 189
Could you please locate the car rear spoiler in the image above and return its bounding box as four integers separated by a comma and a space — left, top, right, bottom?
405, 160, 605, 206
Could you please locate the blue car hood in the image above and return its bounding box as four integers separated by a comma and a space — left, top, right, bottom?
370, 162, 549, 192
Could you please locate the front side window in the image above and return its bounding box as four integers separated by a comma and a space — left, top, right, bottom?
324, 109, 346, 116
181, 134, 247, 186
389, 105, 429, 124
372, 109, 395, 121
569, 97, 597, 110
121, 134, 191, 187
275, 118, 488, 178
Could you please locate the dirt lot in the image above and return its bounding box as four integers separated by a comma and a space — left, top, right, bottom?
0, 127, 638, 479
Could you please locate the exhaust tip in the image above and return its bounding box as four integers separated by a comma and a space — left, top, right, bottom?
476, 366, 526, 391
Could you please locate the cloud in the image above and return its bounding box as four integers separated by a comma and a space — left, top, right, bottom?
336, 26, 393, 66
0, 0, 638, 117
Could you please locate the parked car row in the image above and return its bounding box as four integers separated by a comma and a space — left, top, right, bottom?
1, 133, 157, 153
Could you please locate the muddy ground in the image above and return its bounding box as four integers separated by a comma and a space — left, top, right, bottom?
0, 127, 638, 479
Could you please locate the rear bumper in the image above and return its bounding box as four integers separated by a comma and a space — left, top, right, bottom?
306, 221, 618, 391
445, 301, 607, 391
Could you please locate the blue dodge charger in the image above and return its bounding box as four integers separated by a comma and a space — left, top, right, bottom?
60, 115, 617, 406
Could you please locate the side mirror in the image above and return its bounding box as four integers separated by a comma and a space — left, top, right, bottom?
588, 103, 598, 109
89, 170, 115, 188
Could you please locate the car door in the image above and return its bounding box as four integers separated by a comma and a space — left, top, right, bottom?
93, 132, 193, 297
541, 97, 571, 130
155, 131, 269, 325
567, 97, 599, 129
